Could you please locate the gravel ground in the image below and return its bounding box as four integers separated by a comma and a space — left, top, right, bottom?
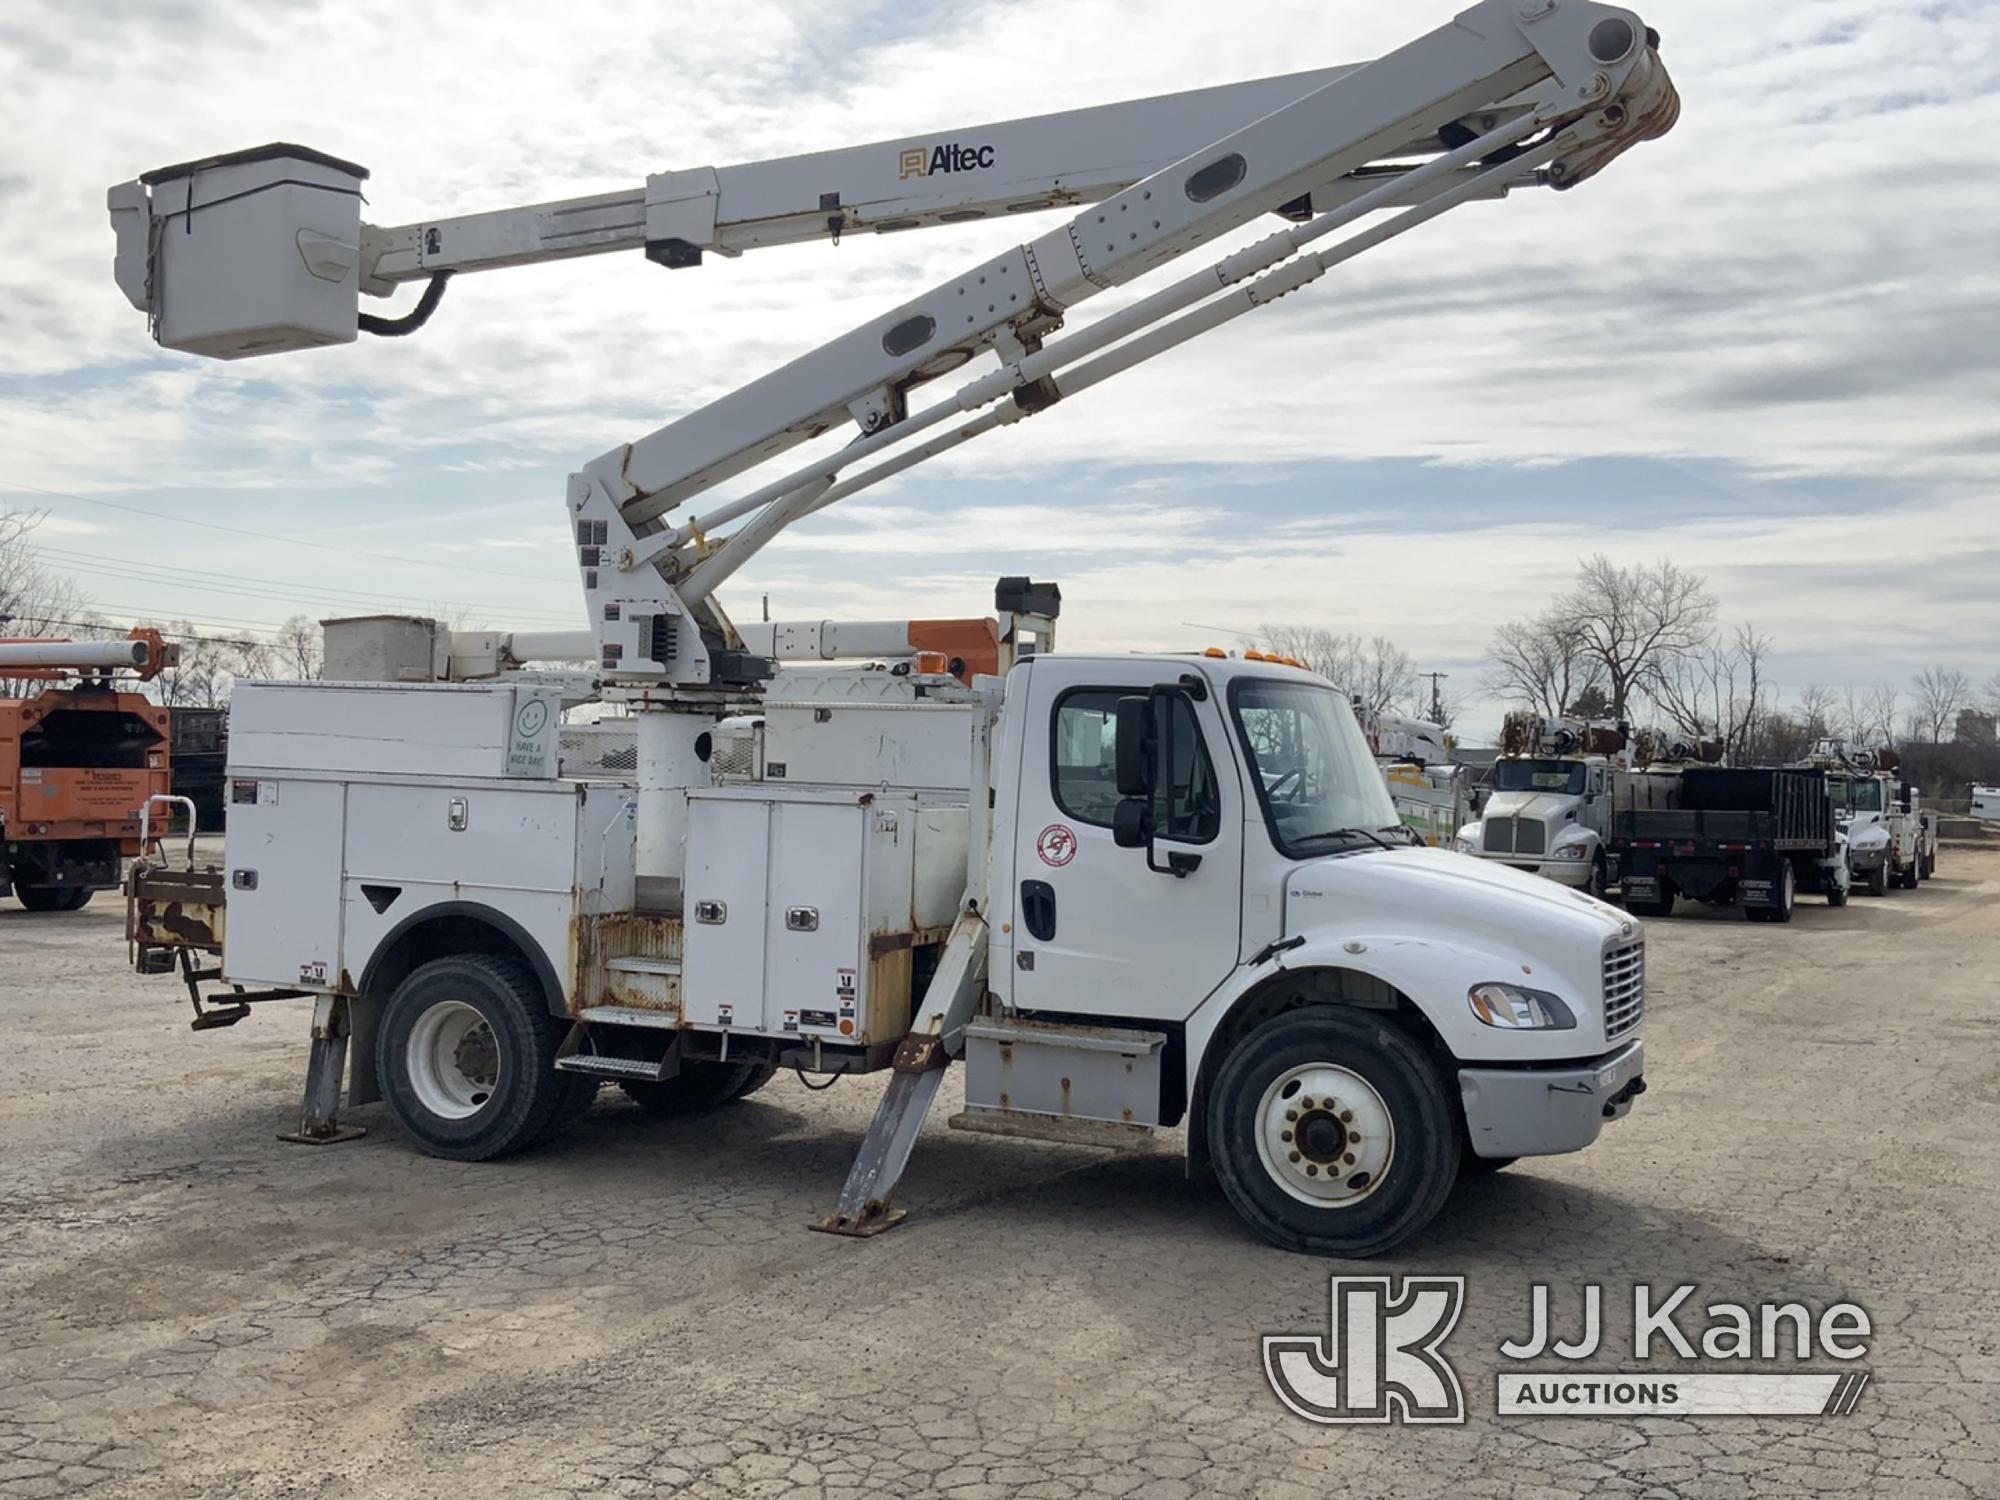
1, 849, 1995, 1498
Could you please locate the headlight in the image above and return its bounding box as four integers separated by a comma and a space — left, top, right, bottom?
1467, 982, 1577, 1030
1551, 841, 1590, 860
1452, 836, 1479, 855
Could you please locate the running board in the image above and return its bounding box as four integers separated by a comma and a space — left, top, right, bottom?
948, 1107, 1159, 1151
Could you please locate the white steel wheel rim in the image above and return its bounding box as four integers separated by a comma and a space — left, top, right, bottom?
1254, 1063, 1395, 1209
406, 1000, 501, 1120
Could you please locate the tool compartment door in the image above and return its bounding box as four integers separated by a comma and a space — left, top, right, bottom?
682, 795, 771, 1031
221, 775, 345, 989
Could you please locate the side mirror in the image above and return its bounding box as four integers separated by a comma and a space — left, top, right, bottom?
1114, 695, 1153, 797
1112, 795, 1152, 849
1899, 785, 1913, 812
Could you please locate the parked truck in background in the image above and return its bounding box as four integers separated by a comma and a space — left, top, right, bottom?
1800, 741, 1930, 895
0, 631, 175, 911
1609, 766, 1849, 922
1453, 713, 1631, 898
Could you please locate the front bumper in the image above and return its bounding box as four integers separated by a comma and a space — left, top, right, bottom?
1477, 854, 1592, 887
1847, 846, 1886, 873
1459, 1039, 1644, 1159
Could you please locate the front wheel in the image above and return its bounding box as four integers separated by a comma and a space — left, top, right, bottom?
1865, 862, 1889, 897
1586, 853, 1608, 901
1206, 1007, 1457, 1258
378, 954, 569, 1161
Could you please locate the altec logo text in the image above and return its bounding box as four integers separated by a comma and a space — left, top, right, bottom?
898, 143, 996, 180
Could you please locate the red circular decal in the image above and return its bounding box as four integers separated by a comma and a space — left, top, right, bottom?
1036, 823, 1079, 867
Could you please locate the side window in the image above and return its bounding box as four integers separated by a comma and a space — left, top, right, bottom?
1050, 688, 1221, 841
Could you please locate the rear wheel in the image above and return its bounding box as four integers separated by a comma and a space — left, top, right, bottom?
1746, 862, 1796, 924
1898, 858, 1920, 890
1206, 1007, 1457, 1258
621, 1061, 776, 1114
378, 954, 569, 1161
13, 885, 91, 912
1625, 888, 1675, 919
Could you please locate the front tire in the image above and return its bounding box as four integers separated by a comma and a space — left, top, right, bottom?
1586, 853, 1608, 901
1865, 862, 1889, 897
378, 954, 568, 1161
1206, 1007, 1457, 1258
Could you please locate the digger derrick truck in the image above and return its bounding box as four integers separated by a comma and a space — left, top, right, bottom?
1454, 711, 1630, 897
0, 631, 175, 911
112, 0, 1676, 1256
1799, 740, 1929, 896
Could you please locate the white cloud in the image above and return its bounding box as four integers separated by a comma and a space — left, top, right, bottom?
1, 0, 1996, 740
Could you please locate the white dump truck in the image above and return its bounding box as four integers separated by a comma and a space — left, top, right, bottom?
111, 0, 1676, 1255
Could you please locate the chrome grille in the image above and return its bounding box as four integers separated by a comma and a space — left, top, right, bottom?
1484, 817, 1515, 854
1516, 819, 1547, 856
1602, 941, 1646, 1040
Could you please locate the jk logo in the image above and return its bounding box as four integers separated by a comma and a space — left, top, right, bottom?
1263, 1276, 1466, 1424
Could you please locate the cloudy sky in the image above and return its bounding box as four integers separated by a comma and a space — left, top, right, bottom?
2, 0, 1996, 738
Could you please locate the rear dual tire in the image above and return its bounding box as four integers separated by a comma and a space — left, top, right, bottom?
12, 885, 93, 912
621, 1062, 777, 1114
379, 954, 570, 1161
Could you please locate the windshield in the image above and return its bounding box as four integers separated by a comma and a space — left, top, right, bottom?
1851, 779, 1883, 812
1230, 677, 1402, 856
1494, 758, 1588, 796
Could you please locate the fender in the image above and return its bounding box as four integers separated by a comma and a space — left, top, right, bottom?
1183, 923, 1614, 1100
355, 899, 568, 1018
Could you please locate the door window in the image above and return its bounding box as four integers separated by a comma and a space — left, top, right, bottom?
1051, 688, 1220, 841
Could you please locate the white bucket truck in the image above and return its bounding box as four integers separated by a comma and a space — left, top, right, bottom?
112, 0, 1677, 1254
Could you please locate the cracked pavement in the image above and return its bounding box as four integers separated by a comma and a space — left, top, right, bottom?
2, 849, 1996, 1497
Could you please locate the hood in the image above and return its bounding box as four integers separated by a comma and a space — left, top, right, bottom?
1284, 845, 1636, 955
1482, 791, 1580, 823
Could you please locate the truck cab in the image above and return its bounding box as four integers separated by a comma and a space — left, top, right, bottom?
1455, 754, 1615, 896
1818, 756, 1927, 895
982, 654, 1645, 1253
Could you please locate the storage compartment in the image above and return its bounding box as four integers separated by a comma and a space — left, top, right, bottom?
228, 681, 563, 781
127, 145, 368, 359
680, 788, 927, 1044
962, 1018, 1167, 1126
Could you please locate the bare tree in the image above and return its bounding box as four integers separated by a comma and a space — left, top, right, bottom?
0, 508, 102, 696
1649, 623, 1769, 761
1907, 665, 1971, 745
1259, 626, 1415, 714
1984, 669, 2000, 719
274, 615, 324, 680
1553, 555, 1717, 718
1861, 684, 1900, 748
1793, 683, 1839, 741
1485, 611, 1602, 718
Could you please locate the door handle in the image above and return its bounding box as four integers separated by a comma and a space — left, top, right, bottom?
1020, 879, 1057, 942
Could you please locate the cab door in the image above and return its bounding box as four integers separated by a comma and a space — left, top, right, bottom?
1006, 666, 1243, 1021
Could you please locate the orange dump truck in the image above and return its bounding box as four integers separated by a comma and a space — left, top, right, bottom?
0, 631, 175, 911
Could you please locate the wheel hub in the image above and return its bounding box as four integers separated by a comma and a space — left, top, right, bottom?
1255, 1063, 1396, 1208
406, 1000, 502, 1120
